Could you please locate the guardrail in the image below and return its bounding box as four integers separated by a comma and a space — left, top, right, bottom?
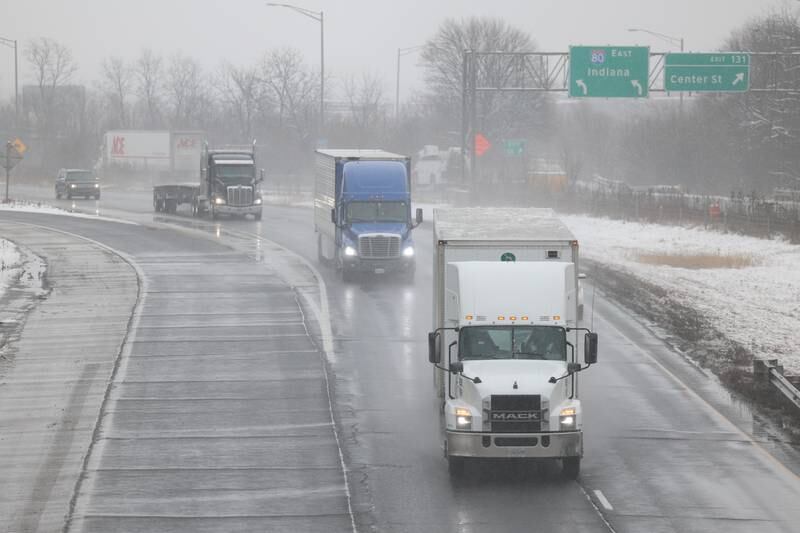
753, 359, 800, 410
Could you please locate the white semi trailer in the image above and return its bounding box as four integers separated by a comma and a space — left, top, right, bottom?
428, 208, 598, 478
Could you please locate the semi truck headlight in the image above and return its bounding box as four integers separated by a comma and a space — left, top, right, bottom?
94, 184, 100, 188
70, 184, 76, 188
560, 407, 576, 429
402, 246, 415, 257
214, 197, 225, 205
455, 407, 472, 429
254, 197, 262, 205
344, 246, 357, 257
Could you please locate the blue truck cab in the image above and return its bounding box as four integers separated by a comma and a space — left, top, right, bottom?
314, 149, 423, 282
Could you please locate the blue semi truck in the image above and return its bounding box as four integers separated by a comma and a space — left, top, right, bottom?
314, 149, 423, 282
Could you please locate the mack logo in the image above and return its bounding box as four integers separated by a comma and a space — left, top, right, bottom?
111, 136, 126, 156
492, 411, 540, 421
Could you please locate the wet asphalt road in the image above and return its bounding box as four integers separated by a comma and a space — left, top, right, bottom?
3, 185, 800, 532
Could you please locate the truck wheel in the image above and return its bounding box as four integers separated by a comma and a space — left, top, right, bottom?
55, 190, 61, 199
562, 457, 580, 480
403, 264, 416, 284
317, 234, 325, 264
448, 456, 466, 478
342, 268, 355, 283
254, 211, 262, 221
211, 207, 218, 220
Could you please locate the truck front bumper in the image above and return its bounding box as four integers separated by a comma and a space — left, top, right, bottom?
214, 204, 262, 216
446, 430, 582, 459
343, 256, 414, 274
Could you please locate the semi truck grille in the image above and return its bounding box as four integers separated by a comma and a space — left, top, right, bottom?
227, 186, 254, 206
358, 234, 401, 259
490, 395, 542, 433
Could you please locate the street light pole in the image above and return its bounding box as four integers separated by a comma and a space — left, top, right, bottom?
395, 45, 422, 119
266, 3, 324, 129
0, 37, 18, 132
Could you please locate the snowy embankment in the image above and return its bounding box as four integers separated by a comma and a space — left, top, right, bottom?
0, 239, 23, 300
562, 215, 800, 375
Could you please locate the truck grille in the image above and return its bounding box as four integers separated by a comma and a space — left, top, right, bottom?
227, 186, 254, 207
490, 395, 541, 433
358, 234, 401, 259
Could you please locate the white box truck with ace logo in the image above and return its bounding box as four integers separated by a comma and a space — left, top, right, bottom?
99, 130, 204, 179
428, 208, 598, 478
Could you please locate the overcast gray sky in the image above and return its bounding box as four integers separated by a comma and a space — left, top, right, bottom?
0, 0, 792, 102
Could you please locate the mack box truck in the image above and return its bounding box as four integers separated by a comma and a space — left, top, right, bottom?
428, 208, 598, 478
314, 149, 423, 282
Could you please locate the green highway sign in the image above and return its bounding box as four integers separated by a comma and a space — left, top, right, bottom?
503, 139, 525, 156
664, 53, 750, 92
569, 46, 649, 98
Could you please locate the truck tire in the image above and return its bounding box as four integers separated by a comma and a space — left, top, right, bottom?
211, 206, 219, 220
254, 211, 262, 221
55, 190, 61, 199
448, 456, 466, 478
562, 457, 580, 480
342, 268, 355, 283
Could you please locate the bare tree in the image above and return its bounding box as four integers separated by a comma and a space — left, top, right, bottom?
165, 53, 206, 129
263, 47, 319, 139
135, 49, 164, 128
100, 56, 132, 128
24, 37, 79, 169
343, 71, 386, 134
217, 62, 264, 142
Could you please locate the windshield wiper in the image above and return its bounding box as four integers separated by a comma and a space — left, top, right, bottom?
514, 351, 545, 359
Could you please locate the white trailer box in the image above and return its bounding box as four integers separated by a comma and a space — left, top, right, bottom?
429, 207, 597, 479
103, 130, 171, 173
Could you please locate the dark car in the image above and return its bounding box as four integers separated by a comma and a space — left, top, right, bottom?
55, 169, 101, 199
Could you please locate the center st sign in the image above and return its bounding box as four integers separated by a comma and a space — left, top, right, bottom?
569, 46, 649, 98
664, 53, 750, 92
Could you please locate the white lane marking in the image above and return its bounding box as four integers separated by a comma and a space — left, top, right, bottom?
599, 300, 800, 486
10, 222, 148, 531
225, 228, 356, 533
594, 489, 614, 511
578, 484, 617, 532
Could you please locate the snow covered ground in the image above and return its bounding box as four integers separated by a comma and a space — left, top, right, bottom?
562, 215, 800, 374
0, 239, 23, 301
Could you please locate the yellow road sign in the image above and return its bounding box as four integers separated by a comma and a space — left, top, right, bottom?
12, 138, 26, 155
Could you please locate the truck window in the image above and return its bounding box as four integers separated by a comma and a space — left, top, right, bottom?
346, 201, 407, 223
215, 164, 254, 180
460, 326, 566, 361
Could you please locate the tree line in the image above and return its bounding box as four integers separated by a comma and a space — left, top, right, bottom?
1, 11, 798, 197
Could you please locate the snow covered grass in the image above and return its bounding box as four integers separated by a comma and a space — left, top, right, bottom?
562, 214, 800, 375
0, 238, 23, 302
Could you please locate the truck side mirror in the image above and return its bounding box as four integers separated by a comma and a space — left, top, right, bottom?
330, 208, 336, 225
428, 332, 440, 364
584, 333, 598, 364
415, 208, 423, 225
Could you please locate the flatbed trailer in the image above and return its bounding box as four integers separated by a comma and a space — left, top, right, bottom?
153, 184, 200, 214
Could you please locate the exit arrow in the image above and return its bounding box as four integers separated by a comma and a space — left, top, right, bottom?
732, 72, 745, 86
631, 80, 643, 96
576, 79, 588, 96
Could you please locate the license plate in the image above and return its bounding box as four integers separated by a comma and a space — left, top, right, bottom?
507, 448, 527, 458
374, 268, 385, 274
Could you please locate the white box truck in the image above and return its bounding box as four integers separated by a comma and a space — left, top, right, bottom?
428, 208, 598, 478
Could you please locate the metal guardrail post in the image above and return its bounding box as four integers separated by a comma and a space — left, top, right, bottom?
754, 358, 800, 410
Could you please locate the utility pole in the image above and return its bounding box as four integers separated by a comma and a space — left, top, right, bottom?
395, 45, 422, 119
0, 38, 18, 131
5, 141, 10, 203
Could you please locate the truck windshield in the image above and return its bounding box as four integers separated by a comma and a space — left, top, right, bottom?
346, 201, 407, 223
459, 326, 567, 361
215, 164, 254, 180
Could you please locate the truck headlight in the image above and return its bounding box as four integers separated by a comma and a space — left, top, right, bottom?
94, 184, 100, 188
344, 246, 357, 257
455, 407, 472, 429
214, 197, 225, 205
254, 197, 262, 205
70, 184, 76, 188
402, 246, 415, 257
560, 407, 576, 430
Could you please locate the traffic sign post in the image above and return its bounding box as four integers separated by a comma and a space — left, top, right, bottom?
664, 53, 750, 92
3, 139, 24, 202
569, 46, 649, 98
